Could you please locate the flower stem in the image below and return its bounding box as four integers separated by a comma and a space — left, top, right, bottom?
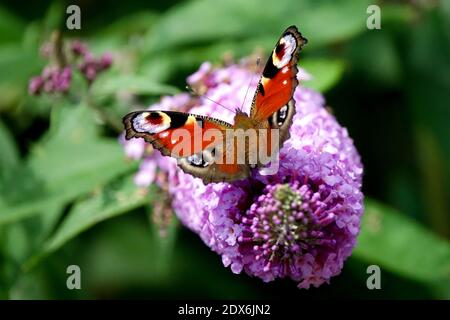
50, 31, 67, 69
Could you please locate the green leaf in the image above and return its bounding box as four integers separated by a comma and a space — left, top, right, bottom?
81, 214, 175, 289
91, 73, 180, 98
80, 215, 261, 298
98, 11, 159, 38
347, 32, 402, 87
354, 199, 450, 284
381, 3, 417, 26
0, 203, 63, 271
23, 176, 153, 270
0, 119, 19, 175
140, 36, 275, 83
0, 46, 41, 85
42, 1, 65, 32
404, 6, 450, 237
0, 104, 133, 225
21, 203, 65, 256
8, 271, 53, 300
145, 0, 372, 53
0, 44, 42, 108
0, 6, 25, 45
301, 58, 345, 92
148, 208, 179, 281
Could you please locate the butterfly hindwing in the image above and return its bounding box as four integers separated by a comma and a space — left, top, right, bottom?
178, 152, 250, 183
268, 99, 296, 144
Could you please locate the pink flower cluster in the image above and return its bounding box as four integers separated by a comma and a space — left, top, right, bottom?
121, 60, 364, 289
28, 38, 112, 96
29, 66, 72, 95
71, 40, 112, 83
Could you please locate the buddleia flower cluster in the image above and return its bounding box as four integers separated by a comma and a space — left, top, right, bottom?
28, 32, 112, 95
120, 58, 364, 289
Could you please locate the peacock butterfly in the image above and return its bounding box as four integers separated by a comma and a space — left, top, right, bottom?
123, 26, 307, 184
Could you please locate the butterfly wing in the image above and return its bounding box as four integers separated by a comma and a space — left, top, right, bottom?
123, 110, 249, 183
123, 26, 307, 184
250, 26, 307, 126
178, 150, 251, 184
123, 110, 230, 156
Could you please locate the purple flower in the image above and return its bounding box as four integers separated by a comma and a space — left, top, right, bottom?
134, 157, 157, 187
39, 42, 52, 58
119, 132, 146, 160
100, 53, 113, 69
28, 66, 72, 95
187, 61, 212, 86
122, 60, 364, 288
54, 66, 72, 91
28, 76, 44, 95
29, 38, 112, 95
70, 40, 88, 57
78, 52, 113, 83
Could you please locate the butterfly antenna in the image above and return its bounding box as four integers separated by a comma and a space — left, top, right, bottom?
186, 85, 235, 113
239, 57, 261, 112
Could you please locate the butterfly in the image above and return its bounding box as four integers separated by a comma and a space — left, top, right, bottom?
123, 26, 307, 184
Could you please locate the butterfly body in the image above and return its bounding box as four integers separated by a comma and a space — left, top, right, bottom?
123, 26, 307, 184
233, 111, 267, 130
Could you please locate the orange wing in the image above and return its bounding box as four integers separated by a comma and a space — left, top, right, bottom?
123, 110, 249, 183
123, 110, 231, 158
250, 25, 307, 121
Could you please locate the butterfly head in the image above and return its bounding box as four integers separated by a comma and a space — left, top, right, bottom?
234, 109, 262, 130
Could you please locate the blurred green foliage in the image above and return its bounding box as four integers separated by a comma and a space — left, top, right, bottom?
0, 0, 449, 299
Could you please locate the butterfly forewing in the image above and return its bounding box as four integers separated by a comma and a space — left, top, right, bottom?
123, 110, 232, 158
250, 25, 307, 122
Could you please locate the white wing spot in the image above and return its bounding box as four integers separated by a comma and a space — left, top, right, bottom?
133, 112, 170, 134
273, 34, 296, 68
